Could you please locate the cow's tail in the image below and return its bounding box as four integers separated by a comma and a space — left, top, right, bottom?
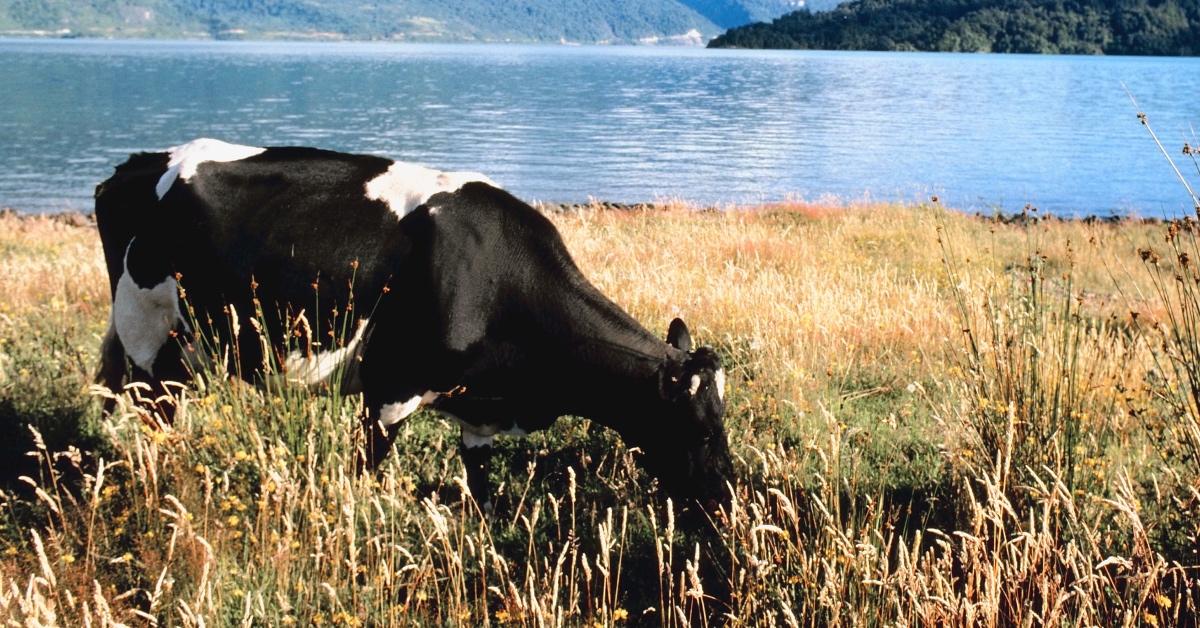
93, 151, 170, 406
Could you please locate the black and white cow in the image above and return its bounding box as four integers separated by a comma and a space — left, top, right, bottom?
94, 139, 733, 509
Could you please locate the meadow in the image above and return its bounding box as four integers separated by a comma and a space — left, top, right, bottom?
0, 198, 1197, 626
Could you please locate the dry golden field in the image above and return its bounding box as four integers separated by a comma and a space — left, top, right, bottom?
0, 201, 1197, 626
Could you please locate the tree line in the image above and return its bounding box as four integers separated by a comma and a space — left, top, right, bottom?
708, 0, 1200, 55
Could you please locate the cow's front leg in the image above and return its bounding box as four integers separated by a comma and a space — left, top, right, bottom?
459, 429, 494, 512
357, 392, 429, 474
358, 412, 399, 474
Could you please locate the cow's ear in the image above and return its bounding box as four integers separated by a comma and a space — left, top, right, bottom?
666, 318, 693, 352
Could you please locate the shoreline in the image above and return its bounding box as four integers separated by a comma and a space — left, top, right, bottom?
0, 203, 1169, 227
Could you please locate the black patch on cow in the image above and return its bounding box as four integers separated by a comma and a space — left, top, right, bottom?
125, 236, 173, 289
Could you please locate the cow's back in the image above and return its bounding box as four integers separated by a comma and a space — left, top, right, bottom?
93, 141, 474, 384
97, 145, 404, 300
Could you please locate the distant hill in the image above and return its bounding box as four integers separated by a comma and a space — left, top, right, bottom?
708, 0, 1200, 55
0, 0, 841, 44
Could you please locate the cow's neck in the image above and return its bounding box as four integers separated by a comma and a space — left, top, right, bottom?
539, 290, 680, 440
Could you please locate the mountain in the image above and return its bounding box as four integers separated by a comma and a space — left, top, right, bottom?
708, 0, 1200, 55
0, 0, 840, 44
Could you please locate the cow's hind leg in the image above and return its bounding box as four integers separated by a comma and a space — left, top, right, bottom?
95, 319, 127, 414
111, 237, 191, 423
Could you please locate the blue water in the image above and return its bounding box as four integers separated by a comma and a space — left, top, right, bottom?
0, 38, 1197, 216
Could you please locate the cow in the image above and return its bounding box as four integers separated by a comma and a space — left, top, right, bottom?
94, 138, 734, 510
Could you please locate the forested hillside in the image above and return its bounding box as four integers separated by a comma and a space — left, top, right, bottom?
0, 0, 838, 43
709, 0, 1200, 55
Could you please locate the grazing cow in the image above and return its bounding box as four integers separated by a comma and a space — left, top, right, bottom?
94, 138, 733, 509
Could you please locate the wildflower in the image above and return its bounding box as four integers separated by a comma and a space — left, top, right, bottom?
61, 554, 75, 564
4, 547, 16, 557
1143, 611, 1158, 627
235, 450, 250, 462
1156, 594, 1173, 609
281, 616, 297, 626
121, 552, 133, 563
226, 515, 240, 527
613, 608, 629, 622
495, 609, 511, 623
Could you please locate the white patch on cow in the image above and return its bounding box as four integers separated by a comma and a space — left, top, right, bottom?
715, 368, 726, 401
113, 243, 190, 375
688, 374, 701, 397
283, 318, 369, 389
378, 391, 438, 427
364, 161, 495, 219
455, 417, 528, 449
461, 431, 495, 449
156, 138, 266, 199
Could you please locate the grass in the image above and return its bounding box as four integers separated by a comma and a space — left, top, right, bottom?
0, 200, 1197, 625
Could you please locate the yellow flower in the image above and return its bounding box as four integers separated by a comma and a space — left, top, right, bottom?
1144, 612, 1159, 627
495, 609, 511, 623
226, 515, 240, 527
61, 554, 75, 564
1156, 594, 1172, 609
613, 608, 629, 622
120, 552, 133, 563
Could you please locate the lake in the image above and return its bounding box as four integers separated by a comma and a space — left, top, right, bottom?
1, 38, 1197, 216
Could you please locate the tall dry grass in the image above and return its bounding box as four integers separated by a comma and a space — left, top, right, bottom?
0, 201, 1196, 626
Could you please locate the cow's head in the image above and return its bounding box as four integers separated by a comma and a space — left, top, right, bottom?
640, 318, 734, 509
